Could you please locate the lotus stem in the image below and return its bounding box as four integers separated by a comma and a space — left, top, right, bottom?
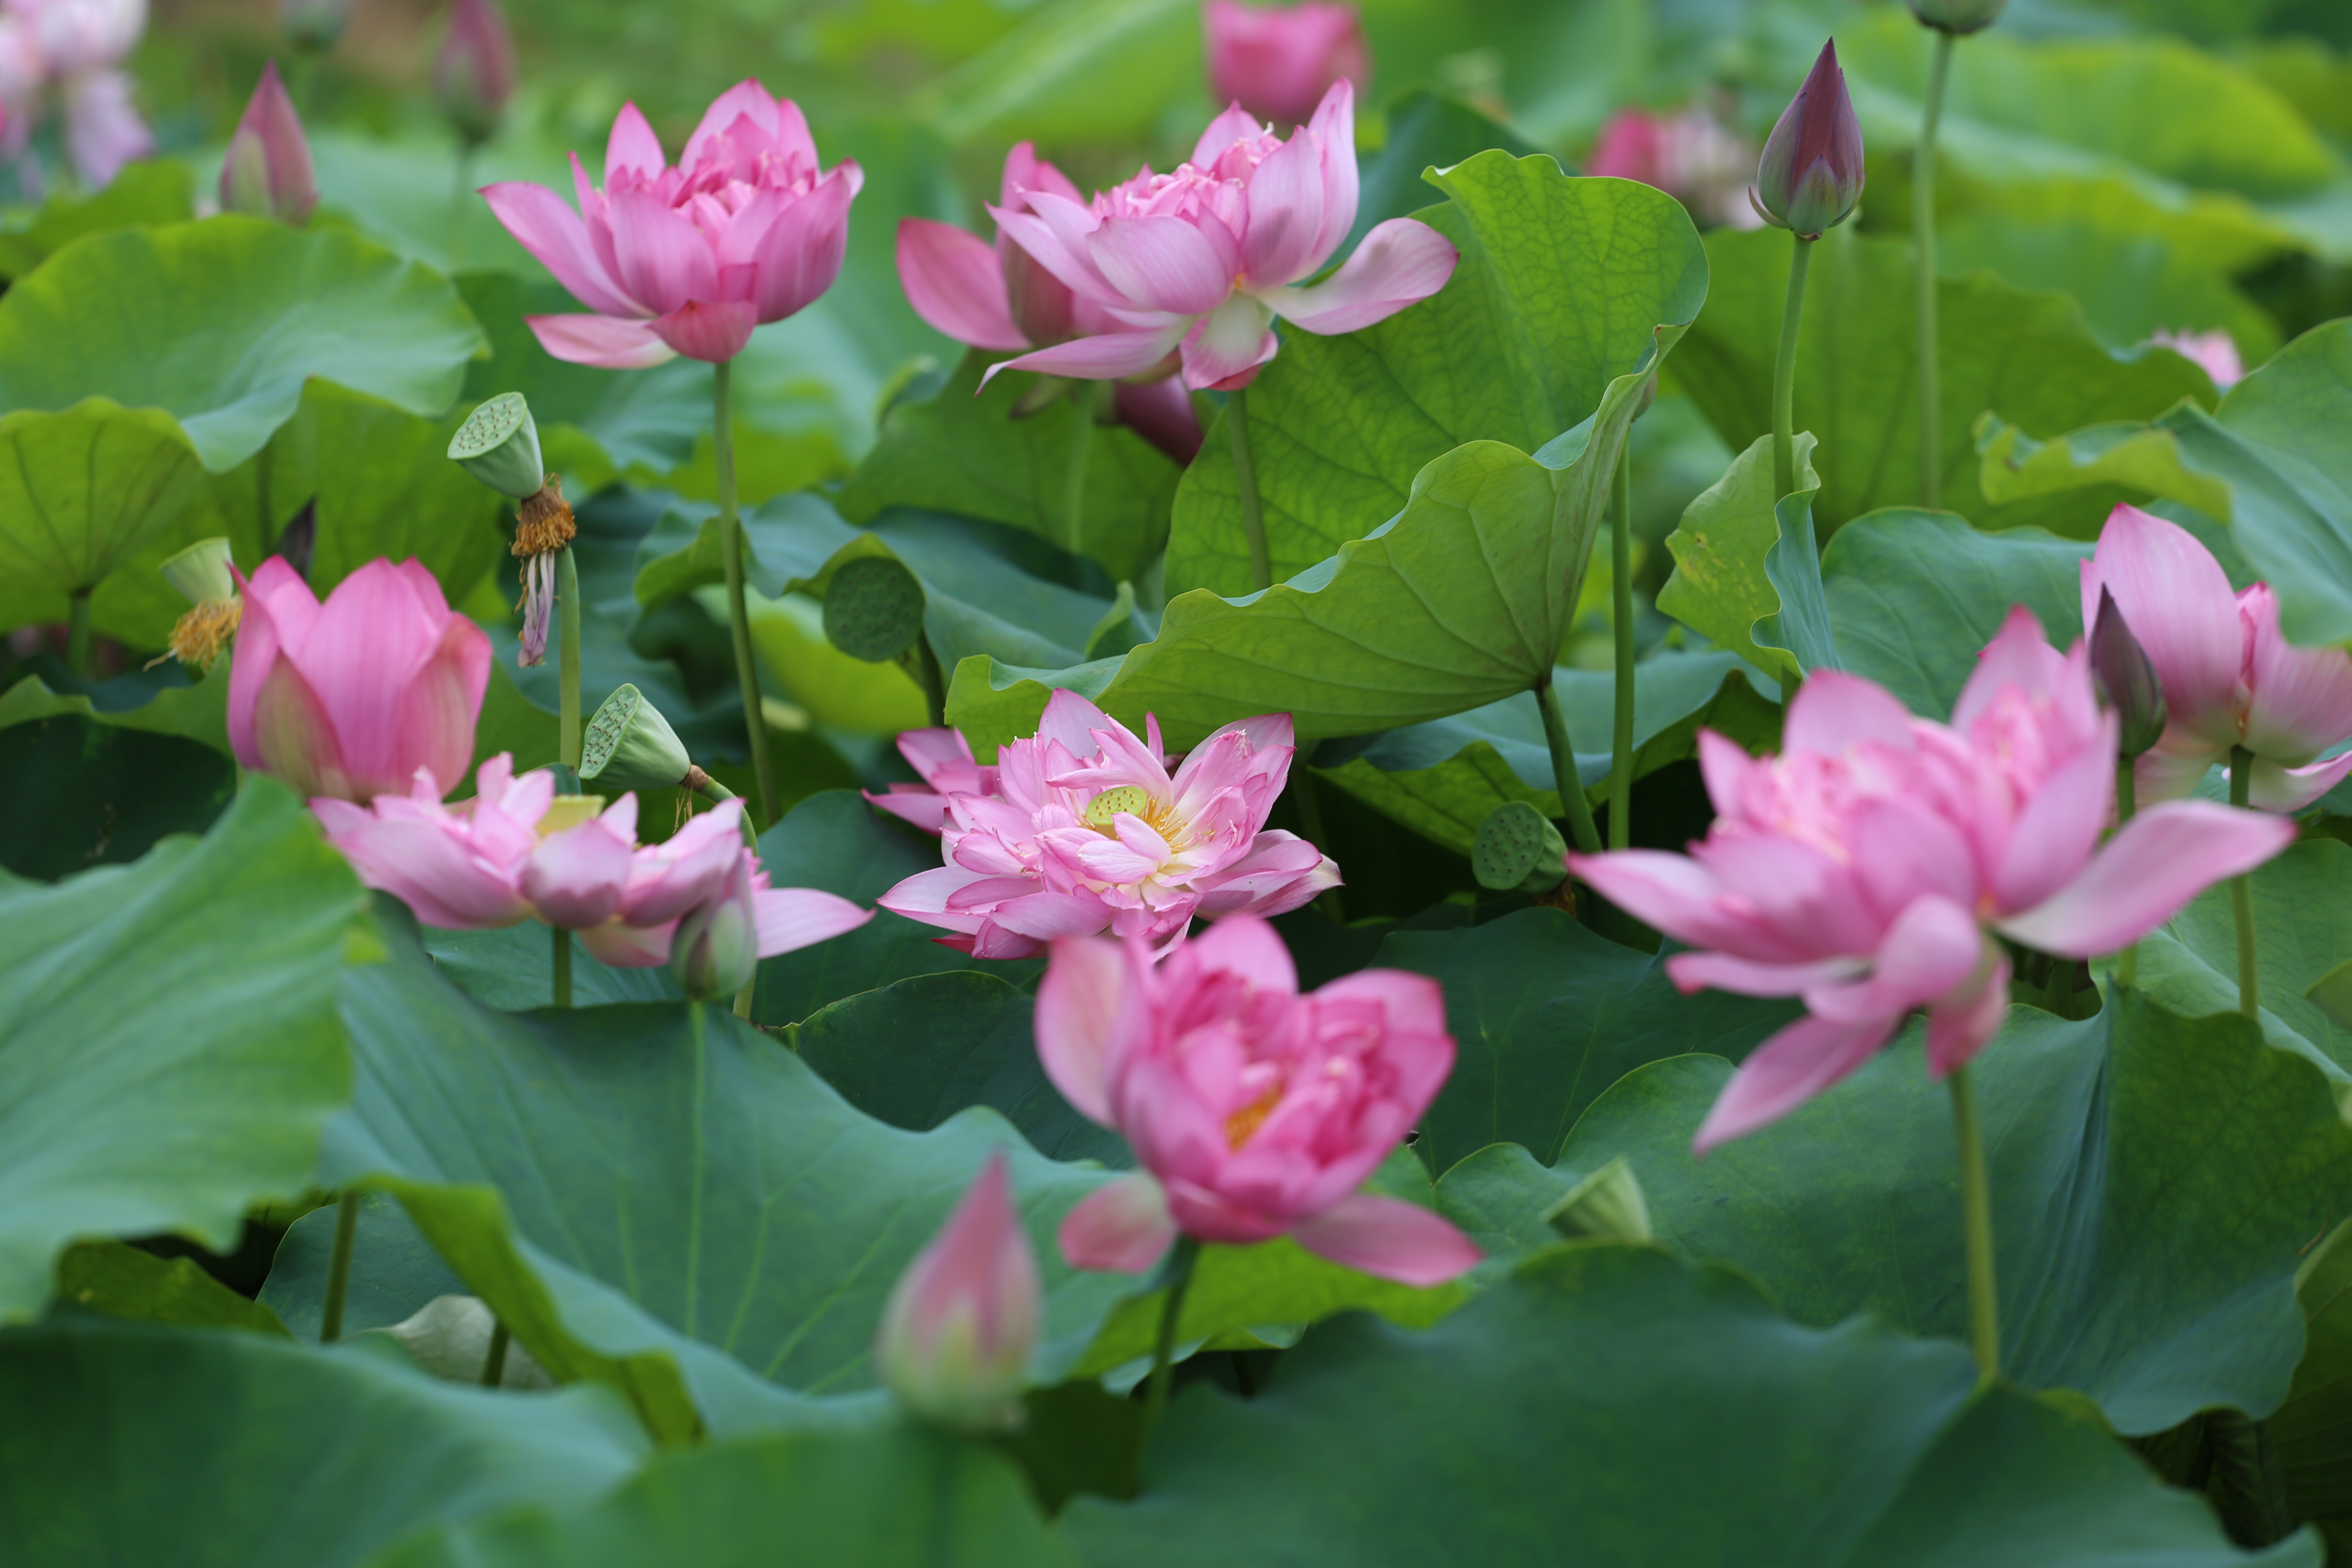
450, 145, 473, 271
1609, 447, 1636, 851
65, 588, 91, 679
1140, 1236, 1202, 1452
2230, 745, 2259, 1016
715, 359, 777, 831
1915, 29, 1953, 510
557, 546, 581, 769
2208, 1410, 2293, 1546
1772, 237, 1816, 503
1536, 674, 1603, 858
479, 1318, 510, 1386
1229, 387, 1271, 593
552, 925, 572, 1008
320, 1191, 360, 1343
2115, 761, 2139, 986
1949, 1065, 2000, 1381
1062, 381, 1096, 557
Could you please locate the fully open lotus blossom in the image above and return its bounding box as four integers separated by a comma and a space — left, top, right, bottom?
1203, 0, 1368, 129
877, 690, 1339, 959
483, 80, 863, 369
229, 557, 490, 806
896, 143, 1203, 463
2150, 328, 2244, 390
982, 80, 1457, 393
1569, 608, 2295, 1152
0, 0, 153, 187
1586, 103, 1761, 231
220, 59, 315, 224
873, 1153, 1041, 1433
314, 756, 873, 965
1038, 915, 1479, 1286
2085, 505, 2352, 810
865, 727, 1000, 835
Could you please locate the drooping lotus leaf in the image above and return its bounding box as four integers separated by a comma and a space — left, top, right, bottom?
53, 1238, 291, 1337
1168, 151, 1708, 596
0, 780, 365, 1323
1656, 432, 1824, 686
1059, 1246, 2315, 1567
1438, 993, 2352, 1436
0, 401, 206, 601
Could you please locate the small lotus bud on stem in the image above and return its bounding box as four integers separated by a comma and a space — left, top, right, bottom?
670, 855, 760, 1001
1750, 41, 1865, 240
1907, 0, 2008, 34
2091, 586, 2168, 760
220, 60, 318, 225
435, 0, 516, 149
874, 1154, 1040, 1434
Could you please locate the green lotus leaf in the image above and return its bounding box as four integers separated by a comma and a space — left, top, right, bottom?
0, 400, 206, 601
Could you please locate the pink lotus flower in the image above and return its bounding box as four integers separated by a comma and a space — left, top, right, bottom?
314, 757, 874, 966
434, 0, 513, 148
483, 80, 863, 369
1570, 608, 2296, 1152
2151, 329, 2243, 389
865, 727, 999, 835
2085, 505, 2352, 811
1038, 915, 1479, 1286
896, 143, 1204, 463
982, 81, 1457, 393
220, 60, 315, 224
229, 557, 490, 806
1586, 104, 1762, 230
873, 1152, 1041, 1433
1203, 0, 1369, 129
876, 690, 1339, 959
0, 0, 152, 188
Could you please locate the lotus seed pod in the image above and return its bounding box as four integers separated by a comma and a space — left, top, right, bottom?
448, 392, 545, 500
823, 555, 927, 663
158, 536, 237, 606
1907, 0, 2007, 34
1541, 1156, 1652, 1244
1472, 801, 1568, 894
581, 682, 693, 793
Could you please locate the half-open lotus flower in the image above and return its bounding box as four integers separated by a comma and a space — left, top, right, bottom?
1038, 915, 1479, 1287
229, 557, 490, 806
1570, 608, 2294, 1151
483, 79, 863, 368
315, 759, 873, 964
2084, 504, 2352, 810
896, 142, 1203, 462
981, 80, 1456, 393
876, 690, 1339, 959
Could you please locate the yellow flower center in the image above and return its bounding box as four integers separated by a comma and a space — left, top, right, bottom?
1081, 786, 1186, 845
538, 795, 607, 837
1223, 1080, 1285, 1149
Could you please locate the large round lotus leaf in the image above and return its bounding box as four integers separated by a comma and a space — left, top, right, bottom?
0, 216, 485, 472
0, 400, 205, 597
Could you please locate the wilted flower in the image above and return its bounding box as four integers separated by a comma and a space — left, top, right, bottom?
876, 690, 1339, 959
153, 536, 243, 673
433, 0, 513, 149
1750, 40, 1865, 240
1570, 608, 2294, 1151
220, 60, 316, 224
873, 1153, 1041, 1433
1203, 0, 1369, 128
1039, 915, 1480, 1285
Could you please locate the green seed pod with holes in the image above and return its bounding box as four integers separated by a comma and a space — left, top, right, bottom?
158, 536, 237, 606
822, 555, 926, 663
580, 682, 692, 793
1471, 801, 1568, 894
1541, 1156, 1652, 1244
447, 392, 545, 500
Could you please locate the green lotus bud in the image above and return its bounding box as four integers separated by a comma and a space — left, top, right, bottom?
1907, 0, 2007, 35
448, 392, 545, 501
581, 683, 693, 793
1472, 801, 1568, 895
2090, 586, 2168, 760
1541, 1156, 1652, 1245
672, 855, 760, 1001
158, 536, 237, 606
1751, 40, 1866, 240
823, 555, 927, 663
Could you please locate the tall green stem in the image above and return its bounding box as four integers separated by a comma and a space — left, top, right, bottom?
1772, 238, 1817, 503
1536, 675, 1603, 858
1608, 447, 1637, 851
480, 1318, 511, 1386
2230, 745, 2259, 1016
320, 1192, 360, 1343
2115, 761, 2140, 986
1949, 1065, 2000, 1381
1140, 1237, 1202, 1450
65, 589, 91, 679
715, 360, 777, 831
450, 145, 474, 271
1229, 387, 1271, 593
557, 546, 581, 769
1062, 381, 1098, 556
1915, 29, 1953, 510
551, 926, 572, 1008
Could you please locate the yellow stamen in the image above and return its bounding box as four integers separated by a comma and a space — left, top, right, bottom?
511, 476, 577, 558
538, 794, 607, 837
160, 597, 243, 671
1223, 1081, 1285, 1149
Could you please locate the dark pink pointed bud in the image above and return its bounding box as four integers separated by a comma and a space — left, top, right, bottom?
2091, 585, 2168, 760
1907, 0, 2008, 34
434, 0, 515, 149
1751, 40, 1865, 240
873, 1154, 1041, 1433
220, 61, 317, 225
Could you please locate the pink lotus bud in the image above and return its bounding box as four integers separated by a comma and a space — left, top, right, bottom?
1751, 40, 1864, 240
434, 0, 514, 149
1204, 0, 1369, 128
2089, 585, 2166, 761
220, 60, 317, 225
668, 853, 760, 1000
228, 557, 490, 805
873, 1154, 1040, 1433
2151, 328, 2244, 390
